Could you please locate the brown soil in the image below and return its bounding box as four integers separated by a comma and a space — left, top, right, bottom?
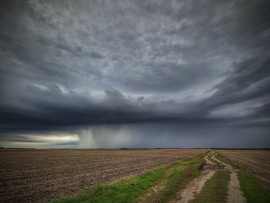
0, 149, 206, 203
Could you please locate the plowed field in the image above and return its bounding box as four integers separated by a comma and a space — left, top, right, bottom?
0, 149, 206, 203
219, 150, 270, 190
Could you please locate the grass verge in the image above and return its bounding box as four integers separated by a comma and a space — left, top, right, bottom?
238, 170, 270, 203
51, 167, 167, 203
153, 154, 205, 203
51, 152, 208, 203
189, 171, 231, 203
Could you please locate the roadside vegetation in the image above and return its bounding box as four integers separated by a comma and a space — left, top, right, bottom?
145, 153, 206, 203
52, 166, 167, 203
51, 152, 207, 203
189, 171, 230, 203
238, 170, 270, 203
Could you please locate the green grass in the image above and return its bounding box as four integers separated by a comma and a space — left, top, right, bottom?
208, 157, 220, 165
154, 153, 206, 203
238, 170, 270, 203
51, 152, 208, 203
189, 171, 231, 203
215, 152, 239, 169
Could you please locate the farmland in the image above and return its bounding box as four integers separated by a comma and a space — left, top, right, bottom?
52, 150, 270, 203
0, 149, 206, 203
219, 150, 270, 190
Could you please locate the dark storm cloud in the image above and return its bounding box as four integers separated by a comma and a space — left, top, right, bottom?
201, 56, 270, 109
0, 0, 270, 147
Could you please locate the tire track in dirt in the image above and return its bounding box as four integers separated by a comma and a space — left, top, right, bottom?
171, 155, 216, 203
212, 155, 246, 203
204, 154, 215, 165
171, 171, 215, 203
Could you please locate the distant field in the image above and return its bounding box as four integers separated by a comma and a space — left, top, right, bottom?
219, 150, 270, 190
0, 149, 206, 203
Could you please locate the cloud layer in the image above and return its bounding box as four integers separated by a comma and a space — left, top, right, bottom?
0, 0, 270, 147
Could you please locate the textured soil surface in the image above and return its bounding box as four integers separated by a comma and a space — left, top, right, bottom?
0, 149, 205, 203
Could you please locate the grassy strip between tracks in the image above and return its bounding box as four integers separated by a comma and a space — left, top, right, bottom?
189, 170, 230, 203
208, 157, 220, 165
217, 152, 270, 203
214, 152, 240, 169
51, 152, 207, 203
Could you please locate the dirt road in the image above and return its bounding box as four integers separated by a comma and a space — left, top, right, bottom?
171, 170, 215, 203
171, 155, 216, 203
212, 155, 246, 203
171, 153, 246, 203
204, 153, 215, 165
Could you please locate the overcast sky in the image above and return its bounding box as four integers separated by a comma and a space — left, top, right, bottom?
0, 0, 270, 148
